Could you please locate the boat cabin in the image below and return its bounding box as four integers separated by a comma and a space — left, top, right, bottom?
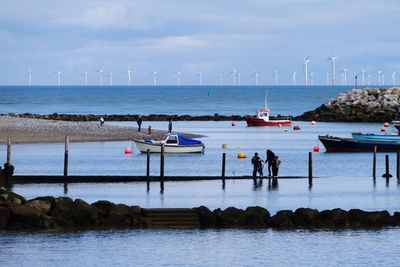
256, 108, 270, 121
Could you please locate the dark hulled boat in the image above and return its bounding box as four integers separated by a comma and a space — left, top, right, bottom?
319, 135, 400, 152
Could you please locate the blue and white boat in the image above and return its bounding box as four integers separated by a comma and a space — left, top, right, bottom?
134, 133, 205, 153
351, 132, 400, 143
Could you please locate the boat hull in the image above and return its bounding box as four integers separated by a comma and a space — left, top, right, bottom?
319, 135, 400, 152
245, 117, 291, 127
134, 140, 205, 153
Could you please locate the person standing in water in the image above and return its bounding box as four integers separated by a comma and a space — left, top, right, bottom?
266, 149, 276, 177
168, 117, 173, 133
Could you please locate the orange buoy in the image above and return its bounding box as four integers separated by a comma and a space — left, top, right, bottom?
313, 145, 320, 152
222, 143, 228, 148
311, 121, 316, 126
293, 125, 301, 130
237, 152, 247, 159
124, 147, 132, 154
384, 122, 389, 127
380, 127, 386, 132
231, 122, 237, 126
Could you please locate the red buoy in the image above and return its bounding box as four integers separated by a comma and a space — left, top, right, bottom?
293, 125, 301, 130
384, 122, 389, 127
231, 122, 237, 126
313, 145, 320, 152
124, 147, 132, 154
311, 121, 316, 126
380, 127, 386, 132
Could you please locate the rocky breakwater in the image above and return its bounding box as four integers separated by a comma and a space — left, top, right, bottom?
295, 88, 400, 122
2, 189, 400, 230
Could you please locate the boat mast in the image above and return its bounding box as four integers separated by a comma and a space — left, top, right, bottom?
265, 91, 268, 109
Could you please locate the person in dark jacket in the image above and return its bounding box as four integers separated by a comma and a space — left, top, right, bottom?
266, 149, 276, 177
251, 152, 262, 177
137, 115, 143, 132
168, 117, 173, 133
271, 156, 281, 177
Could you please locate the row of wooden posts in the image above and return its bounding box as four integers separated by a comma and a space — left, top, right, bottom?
3, 137, 400, 193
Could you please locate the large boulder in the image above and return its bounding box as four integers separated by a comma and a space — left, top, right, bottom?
0, 206, 10, 229
214, 207, 244, 227
91, 200, 115, 218
294, 208, 321, 227
26, 199, 52, 215
270, 210, 296, 228
50, 197, 93, 226
239, 206, 270, 228
321, 208, 349, 227
195, 206, 217, 228
9, 203, 42, 227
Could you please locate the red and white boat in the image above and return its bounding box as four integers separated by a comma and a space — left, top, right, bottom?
246, 108, 291, 126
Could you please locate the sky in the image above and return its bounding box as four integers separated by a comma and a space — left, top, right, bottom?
0, 0, 399, 86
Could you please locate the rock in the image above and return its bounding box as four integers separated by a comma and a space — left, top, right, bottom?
294, 208, 321, 227
214, 207, 244, 227
270, 210, 296, 228
26, 199, 52, 215
97, 204, 133, 226
91, 200, 115, 218
9, 203, 42, 227
0, 206, 10, 229
196, 206, 217, 228
239, 206, 270, 228
321, 208, 349, 227
51, 197, 93, 226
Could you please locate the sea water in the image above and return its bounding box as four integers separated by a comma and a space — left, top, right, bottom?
1, 85, 399, 266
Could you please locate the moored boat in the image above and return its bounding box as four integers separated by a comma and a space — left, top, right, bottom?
134, 133, 205, 153
245, 108, 291, 127
319, 135, 400, 152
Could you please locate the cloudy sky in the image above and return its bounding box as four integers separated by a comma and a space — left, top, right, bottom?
0, 0, 399, 85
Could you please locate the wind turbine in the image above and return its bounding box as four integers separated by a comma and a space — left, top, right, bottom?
150, 71, 157, 85
303, 57, 311, 86
342, 68, 348, 85
108, 72, 113, 86
174, 71, 181, 86
292, 71, 297, 85
326, 56, 338, 85
96, 69, 103, 86
230, 69, 237, 85
273, 68, 278, 86
127, 65, 132, 86
27, 70, 33, 86
82, 72, 88, 86
237, 72, 241, 86
392, 70, 397, 87
382, 74, 385, 86
253, 70, 260, 86
219, 72, 224, 85
310, 72, 314, 85
361, 69, 366, 86
54, 71, 61, 86
377, 70, 382, 86
196, 72, 203, 86
367, 74, 371, 86
326, 73, 330, 85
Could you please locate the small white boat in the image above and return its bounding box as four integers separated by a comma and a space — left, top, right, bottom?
134, 133, 205, 153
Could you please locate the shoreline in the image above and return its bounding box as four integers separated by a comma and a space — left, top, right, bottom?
0, 116, 203, 144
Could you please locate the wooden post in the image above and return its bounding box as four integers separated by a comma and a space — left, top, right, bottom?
6, 137, 11, 165
160, 144, 164, 193
222, 153, 226, 189
64, 136, 69, 177
373, 146, 377, 179
308, 152, 312, 187
397, 151, 400, 181
385, 154, 390, 180
146, 149, 150, 191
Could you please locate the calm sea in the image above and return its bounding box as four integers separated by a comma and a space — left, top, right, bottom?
1, 85, 398, 266
0, 85, 357, 116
